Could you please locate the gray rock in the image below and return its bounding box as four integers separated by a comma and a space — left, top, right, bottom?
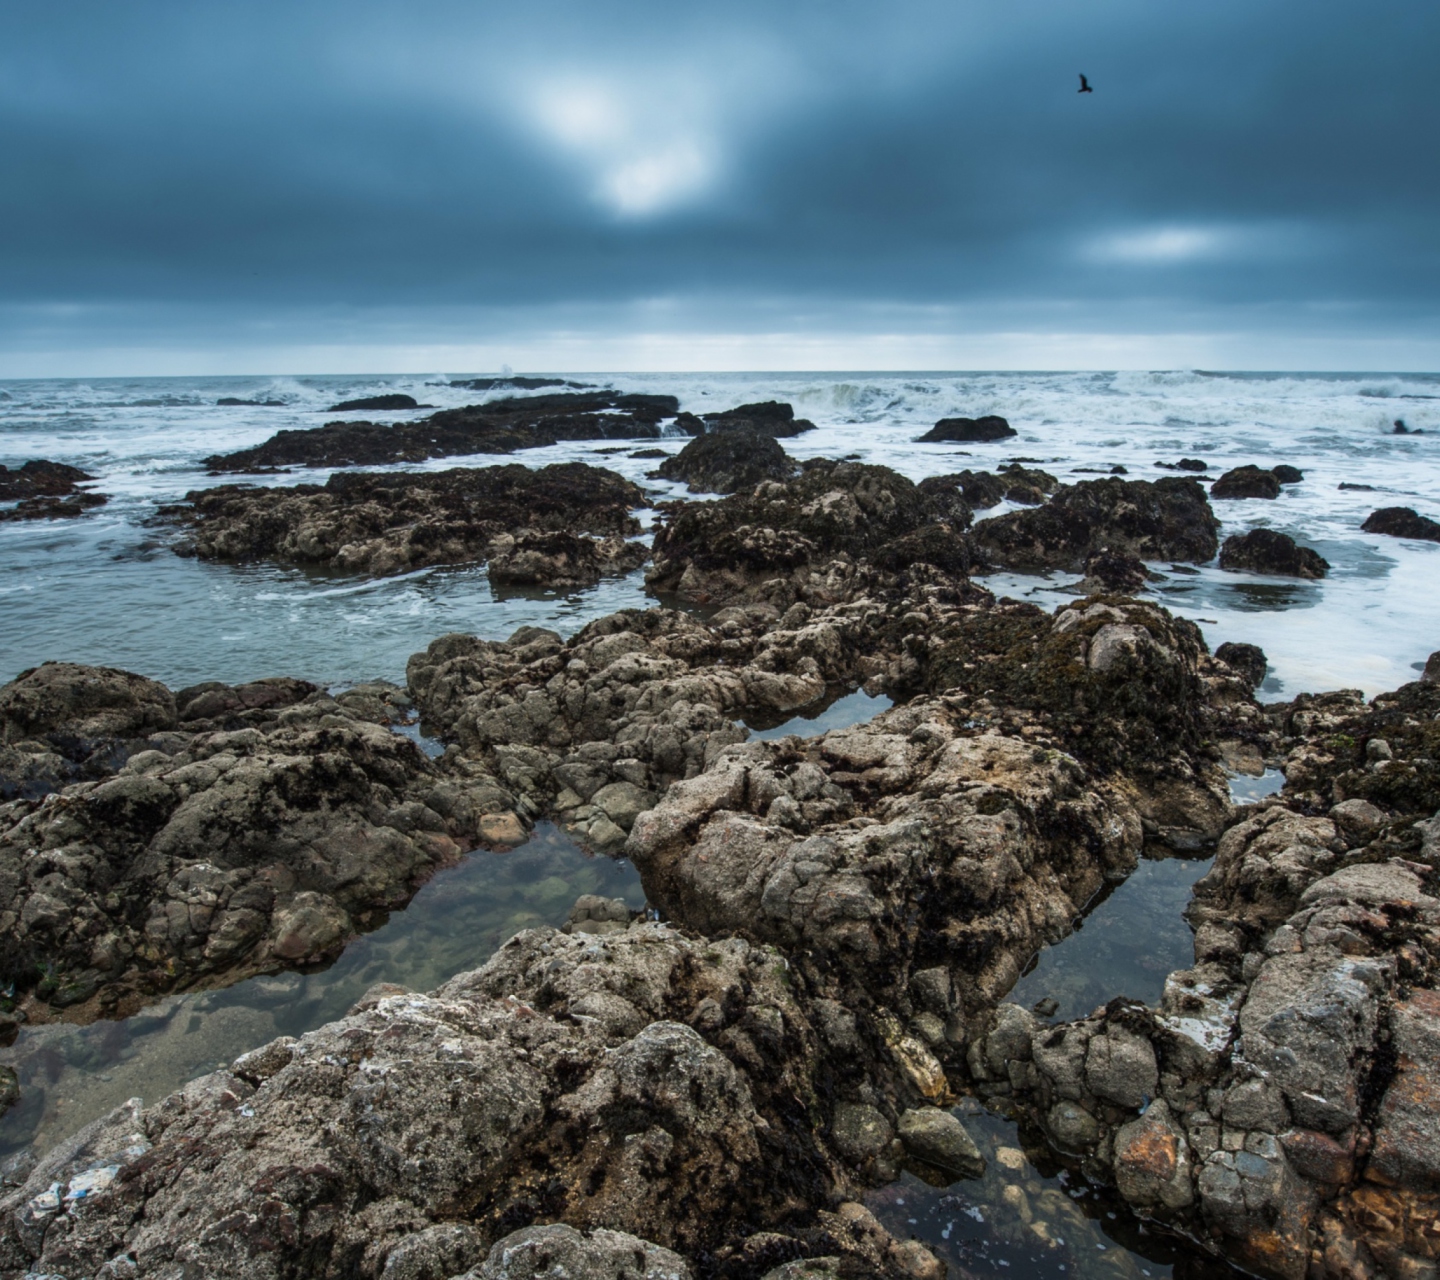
1047, 1101, 1103, 1150
1084, 1026, 1158, 1109
465, 1223, 693, 1279
1326, 798, 1387, 846
897, 1108, 985, 1179
1113, 1100, 1194, 1210
830, 1103, 894, 1165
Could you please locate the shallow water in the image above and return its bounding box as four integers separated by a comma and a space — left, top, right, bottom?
0, 823, 642, 1159
869, 1099, 1240, 1279
1009, 856, 1212, 1024
1228, 768, 1286, 803
743, 687, 894, 740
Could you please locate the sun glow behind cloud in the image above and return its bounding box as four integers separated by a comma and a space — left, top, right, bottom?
526, 78, 719, 217
1087, 226, 1230, 264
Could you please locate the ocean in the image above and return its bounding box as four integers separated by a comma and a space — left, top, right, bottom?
3, 369, 1437, 696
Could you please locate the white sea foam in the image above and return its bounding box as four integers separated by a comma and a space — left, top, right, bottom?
1, 370, 1436, 691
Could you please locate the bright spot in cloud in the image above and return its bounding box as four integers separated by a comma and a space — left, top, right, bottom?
527, 79, 717, 217
1089, 226, 1229, 264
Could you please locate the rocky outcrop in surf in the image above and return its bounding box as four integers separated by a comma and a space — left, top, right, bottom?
1361, 506, 1440, 543
651, 427, 798, 494
201, 391, 684, 472
0, 461, 106, 522
1219, 528, 1330, 578
916, 415, 1016, 443
646, 459, 979, 607
971, 476, 1220, 572
162, 462, 646, 582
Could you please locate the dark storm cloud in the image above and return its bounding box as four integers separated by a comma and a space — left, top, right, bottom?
1, 0, 1437, 353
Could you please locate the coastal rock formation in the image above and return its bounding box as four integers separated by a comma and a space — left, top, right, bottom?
916, 415, 1016, 443
1362, 506, 1440, 543
647, 460, 978, 607
918, 466, 1057, 511
0, 919, 937, 1280
1215, 641, 1267, 689
1077, 548, 1150, 593
627, 696, 1145, 1018
0, 461, 107, 522
327, 393, 426, 411
1219, 528, 1330, 578
0, 662, 526, 1019
652, 427, 798, 494
164, 462, 645, 580
1210, 466, 1282, 500
971, 476, 1220, 572
696, 400, 817, 438
201, 392, 682, 472
964, 663, 1440, 1279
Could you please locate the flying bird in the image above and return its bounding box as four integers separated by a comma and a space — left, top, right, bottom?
1078, 73, 1093, 93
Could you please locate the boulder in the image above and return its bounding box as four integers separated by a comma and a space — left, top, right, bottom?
897, 1108, 985, 1179
916, 415, 1016, 443
652, 427, 797, 494
1211, 466, 1282, 500
0, 460, 107, 521
1361, 506, 1440, 543
461, 1224, 693, 1280
1215, 642, 1267, 689
328, 393, 425, 411
0, 661, 177, 744
700, 400, 817, 438
1218, 529, 1329, 578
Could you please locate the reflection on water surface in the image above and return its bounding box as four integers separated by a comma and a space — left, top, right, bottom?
0, 824, 641, 1158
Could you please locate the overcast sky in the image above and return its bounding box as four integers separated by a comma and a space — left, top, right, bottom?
2, 0, 1437, 374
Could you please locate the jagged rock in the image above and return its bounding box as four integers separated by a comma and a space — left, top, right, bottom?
972, 477, 1219, 572
1211, 466, 1282, 500
652, 427, 797, 494
1361, 506, 1440, 543
1113, 1100, 1193, 1210
627, 697, 1142, 1014
0, 665, 521, 1019
647, 460, 979, 608
0, 461, 107, 521
487, 530, 648, 589
0, 921, 876, 1278
915, 415, 1016, 443
1079, 548, 1149, 593
700, 400, 817, 438
163, 463, 643, 577
1219, 529, 1329, 578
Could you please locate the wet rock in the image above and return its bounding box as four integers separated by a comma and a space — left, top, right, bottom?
1327, 798, 1387, 845
0, 1066, 16, 1117
1271, 465, 1304, 484
460, 1224, 693, 1279
0, 664, 518, 1019
0, 460, 107, 522
1198, 1136, 1315, 1279
487, 529, 648, 589
1366, 986, 1440, 1188
972, 477, 1219, 571
0, 922, 857, 1277
916, 415, 1016, 443
1218, 528, 1329, 579
701, 400, 817, 438
628, 698, 1143, 1014
652, 427, 797, 494
1210, 466, 1282, 500
647, 460, 981, 608
328, 393, 425, 411
1423, 650, 1440, 684
1361, 506, 1440, 543
897, 1107, 985, 1179
1079, 548, 1150, 593
1113, 1100, 1193, 1210
920, 469, 1005, 509
1214, 642, 1267, 689
830, 1103, 895, 1168
164, 462, 644, 577
1084, 1026, 1158, 1108
202, 392, 680, 471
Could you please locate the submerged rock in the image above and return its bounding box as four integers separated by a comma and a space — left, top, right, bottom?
1218, 528, 1330, 578
652, 427, 798, 494
202, 392, 681, 471
0, 460, 107, 522
971, 476, 1219, 572
1361, 505, 1440, 543
0, 663, 524, 1019
163, 462, 645, 579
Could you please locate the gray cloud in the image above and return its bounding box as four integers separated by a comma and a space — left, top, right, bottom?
1, 0, 1437, 363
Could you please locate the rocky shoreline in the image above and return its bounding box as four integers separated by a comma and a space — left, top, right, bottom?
1, 446, 1438, 1280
